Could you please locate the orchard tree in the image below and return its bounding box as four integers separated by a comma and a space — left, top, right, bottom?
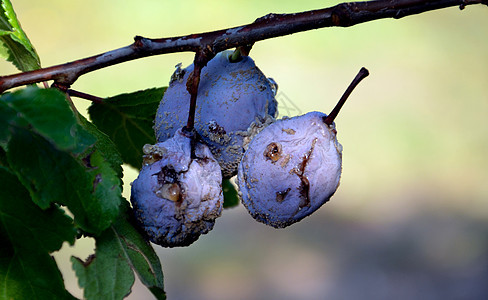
0, 0, 486, 299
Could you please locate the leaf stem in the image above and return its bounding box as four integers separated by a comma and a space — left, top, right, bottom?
67, 89, 104, 104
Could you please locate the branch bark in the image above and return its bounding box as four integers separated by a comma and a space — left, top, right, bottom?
0, 0, 486, 93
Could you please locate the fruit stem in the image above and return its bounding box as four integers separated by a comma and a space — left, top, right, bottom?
228, 44, 254, 63
229, 48, 243, 62
184, 54, 206, 159
324, 67, 369, 126
185, 65, 202, 132
185, 51, 212, 132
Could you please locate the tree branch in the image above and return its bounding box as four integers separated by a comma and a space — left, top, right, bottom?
0, 0, 485, 93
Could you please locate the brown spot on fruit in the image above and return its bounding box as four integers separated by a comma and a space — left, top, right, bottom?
290, 138, 317, 209
282, 128, 296, 135
280, 154, 291, 168
264, 142, 282, 162
155, 183, 182, 204
208, 120, 226, 136
142, 144, 167, 165
156, 167, 178, 185
276, 188, 291, 203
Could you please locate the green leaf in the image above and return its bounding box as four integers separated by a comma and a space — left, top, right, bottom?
0, 34, 41, 72
0, 87, 122, 235
88, 87, 165, 169
0, 167, 76, 252
0, 87, 96, 153
72, 246, 134, 300
78, 114, 123, 179
111, 202, 165, 299
0, 0, 41, 71
7, 129, 121, 235
0, 167, 77, 300
223, 179, 239, 208
72, 202, 166, 300
0, 146, 7, 167
0, 250, 77, 300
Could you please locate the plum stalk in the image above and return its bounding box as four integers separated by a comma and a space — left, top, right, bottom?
324, 67, 370, 126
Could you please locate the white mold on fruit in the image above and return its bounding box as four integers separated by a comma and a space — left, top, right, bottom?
237, 111, 342, 228
131, 129, 223, 247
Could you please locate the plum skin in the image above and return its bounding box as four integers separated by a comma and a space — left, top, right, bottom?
131, 129, 223, 247
237, 111, 342, 228
154, 50, 277, 178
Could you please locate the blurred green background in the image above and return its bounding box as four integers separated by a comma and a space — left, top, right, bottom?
2, 1, 487, 299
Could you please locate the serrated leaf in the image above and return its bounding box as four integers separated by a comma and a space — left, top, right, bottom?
223, 179, 239, 208
0, 87, 96, 153
88, 87, 166, 169
0, 167, 77, 300
78, 114, 123, 179
0, 0, 41, 71
111, 202, 165, 299
0, 87, 122, 235
72, 247, 134, 300
7, 129, 121, 235
0, 34, 40, 72
72, 202, 166, 300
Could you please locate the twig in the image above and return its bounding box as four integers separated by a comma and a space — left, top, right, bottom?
67, 89, 104, 104
0, 0, 485, 93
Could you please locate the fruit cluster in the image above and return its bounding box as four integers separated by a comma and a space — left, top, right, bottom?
131, 50, 365, 247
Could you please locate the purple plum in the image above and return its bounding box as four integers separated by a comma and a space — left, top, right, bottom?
237, 112, 342, 228
131, 129, 223, 247
154, 50, 278, 178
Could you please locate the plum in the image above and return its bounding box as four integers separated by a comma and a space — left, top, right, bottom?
131, 129, 223, 247
237, 67, 369, 228
237, 112, 342, 228
154, 50, 277, 178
